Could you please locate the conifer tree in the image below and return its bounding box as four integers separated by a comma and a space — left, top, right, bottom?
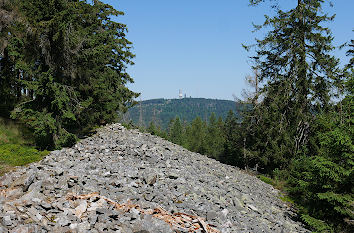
169, 117, 184, 145
242, 0, 341, 173
205, 113, 224, 159
0, 0, 138, 148
147, 121, 157, 135
244, 1, 352, 230
288, 56, 353, 231
221, 110, 242, 165
186, 117, 207, 154
0, 0, 26, 116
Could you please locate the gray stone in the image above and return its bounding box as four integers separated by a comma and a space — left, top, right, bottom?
57, 217, 70, 227
27, 207, 43, 222
207, 211, 218, 221
10, 226, 34, 233
23, 172, 36, 192
77, 221, 91, 232
40, 202, 52, 210
248, 204, 260, 213
69, 223, 78, 230
2, 215, 13, 226
0, 123, 310, 233
0, 174, 13, 187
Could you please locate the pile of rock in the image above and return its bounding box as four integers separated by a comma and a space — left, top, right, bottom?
0, 123, 309, 232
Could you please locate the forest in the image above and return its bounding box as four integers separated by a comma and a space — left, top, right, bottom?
124, 98, 244, 129
0, 0, 353, 232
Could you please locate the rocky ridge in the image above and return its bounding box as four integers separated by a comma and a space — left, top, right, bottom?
0, 123, 309, 232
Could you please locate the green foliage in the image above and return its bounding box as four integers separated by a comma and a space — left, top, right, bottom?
241, 0, 341, 173
185, 117, 208, 155
0, 0, 138, 149
278, 193, 295, 205
220, 110, 243, 166
0, 117, 33, 145
0, 117, 49, 175
146, 121, 167, 138
258, 175, 275, 186
241, 1, 352, 231
287, 104, 353, 232
300, 214, 333, 233
147, 121, 158, 135
126, 98, 243, 130
0, 144, 49, 167
257, 173, 288, 191
144, 112, 228, 160
169, 117, 184, 145
205, 114, 225, 159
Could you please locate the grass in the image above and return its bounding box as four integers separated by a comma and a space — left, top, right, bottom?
257, 174, 287, 190
258, 175, 275, 185
0, 117, 49, 175
0, 144, 49, 166
0, 117, 33, 145
257, 174, 296, 206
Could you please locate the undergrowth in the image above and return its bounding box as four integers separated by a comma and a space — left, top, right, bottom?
0, 117, 49, 175
0, 144, 49, 167
257, 174, 297, 209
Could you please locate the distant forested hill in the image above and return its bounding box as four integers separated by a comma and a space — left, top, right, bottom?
123, 98, 244, 129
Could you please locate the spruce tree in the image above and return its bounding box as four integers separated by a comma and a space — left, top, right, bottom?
0, 0, 25, 116
221, 110, 242, 166
169, 117, 183, 145
0, 0, 138, 149
205, 113, 225, 159
186, 117, 207, 154
288, 59, 353, 231
242, 0, 341, 173
147, 121, 157, 135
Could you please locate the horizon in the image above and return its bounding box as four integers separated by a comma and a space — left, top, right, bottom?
104, 0, 354, 101
136, 96, 237, 101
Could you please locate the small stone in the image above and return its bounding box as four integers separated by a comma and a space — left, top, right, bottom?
78, 221, 91, 232
16, 206, 25, 213
75, 200, 88, 218
129, 181, 139, 188
32, 197, 41, 203
6, 187, 23, 199
23, 172, 36, 192
103, 171, 111, 177
10, 226, 31, 233
70, 223, 78, 229
40, 202, 52, 210
57, 217, 70, 227
2, 215, 13, 226
130, 208, 140, 218
207, 211, 218, 221
89, 213, 98, 225
147, 175, 157, 185
0, 174, 12, 187
55, 168, 64, 176
168, 173, 178, 180
27, 207, 42, 222
221, 208, 229, 218
141, 144, 148, 151
248, 204, 259, 213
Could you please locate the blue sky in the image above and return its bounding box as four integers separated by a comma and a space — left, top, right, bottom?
103, 0, 353, 101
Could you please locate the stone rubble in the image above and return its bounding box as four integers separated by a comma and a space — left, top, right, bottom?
0, 123, 310, 233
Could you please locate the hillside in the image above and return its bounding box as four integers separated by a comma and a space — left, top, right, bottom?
0, 123, 309, 232
124, 98, 244, 129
